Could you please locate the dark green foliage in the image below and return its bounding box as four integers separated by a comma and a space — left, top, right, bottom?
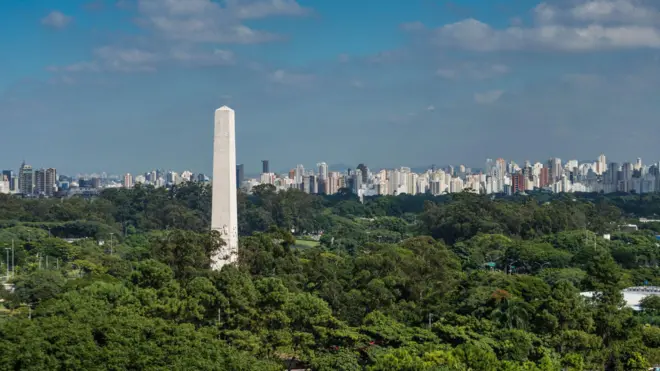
0, 186, 659, 370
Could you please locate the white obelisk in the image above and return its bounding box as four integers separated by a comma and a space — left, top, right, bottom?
211, 106, 238, 269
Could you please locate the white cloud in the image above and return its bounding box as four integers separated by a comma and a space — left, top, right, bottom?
351, 80, 364, 88
433, 18, 660, 51
400, 21, 425, 31
270, 69, 315, 86
48, 0, 308, 74
427, 105, 435, 111
338, 53, 350, 63
474, 90, 504, 104
436, 63, 509, 79
93, 46, 159, 72
41, 11, 72, 29
48, 61, 100, 73
51, 45, 235, 73
428, 0, 660, 51
569, 0, 660, 24
561, 73, 605, 86
436, 68, 459, 79
48, 75, 76, 85
136, 0, 306, 44
169, 48, 235, 66
227, 0, 310, 19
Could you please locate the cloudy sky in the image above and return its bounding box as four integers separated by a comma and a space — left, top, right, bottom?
2, 0, 660, 175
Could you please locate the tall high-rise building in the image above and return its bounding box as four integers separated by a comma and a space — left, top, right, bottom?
262, 160, 269, 174
18, 162, 33, 195
294, 164, 304, 184
317, 162, 328, 180
317, 162, 328, 194
34, 169, 46, 195
539, 167, 549, 188
123, 173, 134, 189
597, 154, 607, 175
211, 106, 238, 270
512, 172, 525, 193
327, 172, 339, 195
0, 174, 9, 194
607, 162, 620, 185
495, 158, 506, 181
622, 162, 634, 181
548, 157, 562, 181
2, 170, 15, 191
357, 163, 368, 184
236, 164, 244, 188
166, 171, 180, 185
46, 168, 57, 196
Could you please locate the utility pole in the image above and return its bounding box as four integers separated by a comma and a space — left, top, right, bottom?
109, 233, 114, 255
428, 313, 433, 329
11, 240, 14, 277
5, 248, 9, 279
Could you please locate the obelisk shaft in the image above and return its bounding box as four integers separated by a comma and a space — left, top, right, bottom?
211, 106, 238, 269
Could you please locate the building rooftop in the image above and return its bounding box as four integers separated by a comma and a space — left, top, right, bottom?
581, 286, 660, 311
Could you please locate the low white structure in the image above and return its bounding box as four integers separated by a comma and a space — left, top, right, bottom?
581, 286, 660, 311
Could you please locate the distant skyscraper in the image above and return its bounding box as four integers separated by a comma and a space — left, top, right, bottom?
2, 170, 14, 191
34, 169, 46, 195
92, 177, 102, 189
294, 164, 304, 184
357, 163, 368, 184
608, 162, 620, 186
236, 164, 244, 188
597, 154, 607, 175
512, 172, 525, 193
317, 162, 328, 180
262, 160, 269, 174
46, 168, 57, 196
317, 162, 328, 194
548, 157, 562, 181
0, 174, 9, 194
123, 173, 134, 189
539, 167, 549, 188
496, 158, 506, 180
18, 162, 33, 195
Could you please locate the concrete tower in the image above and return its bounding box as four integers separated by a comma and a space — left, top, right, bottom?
211, 106, 238, 269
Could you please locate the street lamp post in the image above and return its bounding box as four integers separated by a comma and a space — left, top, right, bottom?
5, 248, 9, 279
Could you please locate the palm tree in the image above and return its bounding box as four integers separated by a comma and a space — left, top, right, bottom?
490, 297, 530, 330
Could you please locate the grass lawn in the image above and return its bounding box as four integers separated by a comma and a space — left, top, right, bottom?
295, 239, 320, 248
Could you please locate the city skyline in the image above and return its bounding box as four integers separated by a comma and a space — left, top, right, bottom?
4, 152, 660, 197
1, 154, 657, 180
3, 0, 660, 174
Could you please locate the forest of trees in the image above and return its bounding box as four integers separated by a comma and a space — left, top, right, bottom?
0, 183, 659, 370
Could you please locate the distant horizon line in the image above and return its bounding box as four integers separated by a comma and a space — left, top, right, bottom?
3, 156, 658, 178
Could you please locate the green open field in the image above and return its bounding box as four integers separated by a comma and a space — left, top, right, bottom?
294, 239, 320, 247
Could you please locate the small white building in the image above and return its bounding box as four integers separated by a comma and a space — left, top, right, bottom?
581, 286, 660, 311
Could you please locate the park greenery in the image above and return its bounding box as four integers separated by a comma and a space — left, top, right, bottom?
0, 183, 659, 370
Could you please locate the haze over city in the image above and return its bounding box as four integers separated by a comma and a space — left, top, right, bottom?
3, 0, 660, 174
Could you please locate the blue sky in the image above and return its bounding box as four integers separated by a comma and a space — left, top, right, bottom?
2, 0, 660, 175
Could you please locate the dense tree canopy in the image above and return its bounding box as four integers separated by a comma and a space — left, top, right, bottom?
0, 184, 659, 370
